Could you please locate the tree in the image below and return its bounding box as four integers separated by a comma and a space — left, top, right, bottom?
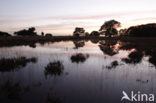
73, 27, 85, 37
119, 29, 127, 36
85, 32, 90, 37
99, 20, 120, 37
28, 27, 35, 32
45, 33, 53, 37
90, 31, 100, 37
14, 27, 37, 36
41, 32, 44, 36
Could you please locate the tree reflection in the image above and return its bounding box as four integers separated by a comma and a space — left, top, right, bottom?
122, 51, 143, 64
146, 50, 156, 67
0, 57, 37, 72
70, 53, 89, 64
29, 43, 36, 48
44, 61, 64, 77
119, 40, 156, 66
99, 40, 118, 56
90, 39, 99, 44
0, 80, 24, 101
45, 93, 62, 103
73, 40, 85, 49
105, 61, 119, 69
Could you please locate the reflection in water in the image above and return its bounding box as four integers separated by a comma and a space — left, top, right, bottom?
0, 80, 28, 101
119, 40, 156, 66
0, 79, 61, 103
70, 53, 89, 64
73, 40, 85, 49
29, 44, 36, 48
0, 80, 21, 100
106, 61, 119, 69
148, 51, 156, 67
44, 61, 64, 77
46, 93, 62, 103
99, 40, 119, 56
122, 51, 143, 64
90, 39, 99, 44
136, 79, 149, 84
1, 40, 156, 103
0, 57, 37, 72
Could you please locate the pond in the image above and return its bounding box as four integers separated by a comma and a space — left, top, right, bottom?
0, 39, 156, 103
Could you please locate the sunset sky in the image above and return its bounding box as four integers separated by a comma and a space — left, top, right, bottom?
0, 0, 156, 35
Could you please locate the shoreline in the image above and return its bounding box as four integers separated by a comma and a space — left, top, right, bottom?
0, 36, 156, 47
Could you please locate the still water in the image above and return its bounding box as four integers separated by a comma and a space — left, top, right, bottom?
0, 40, 156, 103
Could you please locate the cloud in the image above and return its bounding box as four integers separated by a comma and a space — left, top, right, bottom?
132, 17, 156, 21
1, 10, 156, 24
43, 10, 156, 21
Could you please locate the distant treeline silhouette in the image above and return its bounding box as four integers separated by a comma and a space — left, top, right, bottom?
73, 20, 120, 37
125, 23, 156, 37
14, 27, 37, 36
1, 20, 156, 37
0, 31, 11, 37
0, 27, 53, 37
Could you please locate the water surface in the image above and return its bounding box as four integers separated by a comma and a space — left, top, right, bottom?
0, 40, 156, 103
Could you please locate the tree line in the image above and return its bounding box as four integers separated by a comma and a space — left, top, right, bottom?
1, 19, 156, 37
0, 27, 53, 37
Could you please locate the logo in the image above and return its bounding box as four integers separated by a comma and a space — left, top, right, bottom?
121, 91, 154, 102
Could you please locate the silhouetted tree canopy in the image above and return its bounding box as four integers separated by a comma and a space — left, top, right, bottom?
90, 31, 100, 37
73, 27, 85, 37
99, 20, 120, 37
85, 32, 90, 37
45, 33, 53, 37
14, 27, 37, 36
119, 29, 127, 36
41, 32, 44, 36
126, 23, 156, 37
105, 28, 118, 37
0, 31, 11, 37
99, 20, 120, 31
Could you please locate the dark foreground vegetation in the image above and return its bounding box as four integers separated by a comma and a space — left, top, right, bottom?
44, 61, 64, 77
0, 57, 37, 72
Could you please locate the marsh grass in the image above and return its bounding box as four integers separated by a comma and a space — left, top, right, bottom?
44, 61, 64, 77
0, 57, 37, 72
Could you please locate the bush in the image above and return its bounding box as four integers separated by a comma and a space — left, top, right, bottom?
90, 31, 100, 37
45, 33, 53, 37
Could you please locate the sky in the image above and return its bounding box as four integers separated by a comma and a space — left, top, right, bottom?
0, 0, 156, 35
